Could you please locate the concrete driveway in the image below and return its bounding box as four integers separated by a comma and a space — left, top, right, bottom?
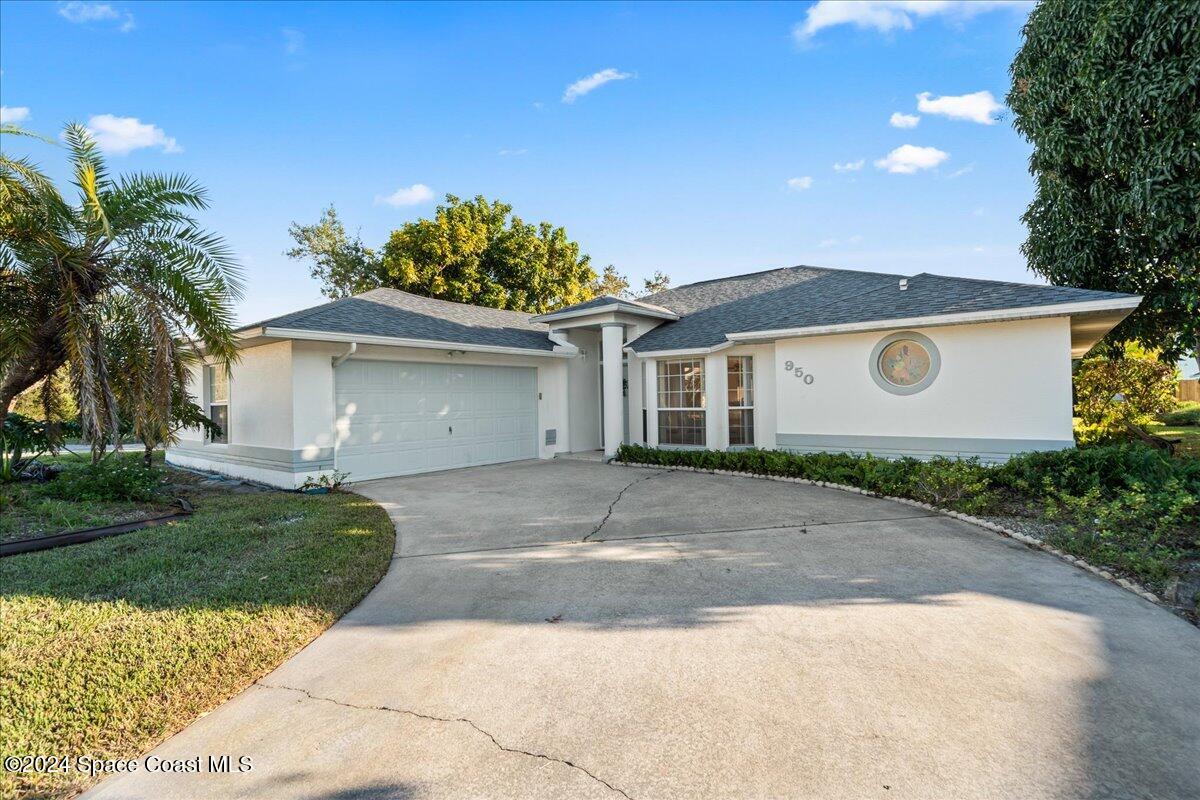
88, 459, 1200, 800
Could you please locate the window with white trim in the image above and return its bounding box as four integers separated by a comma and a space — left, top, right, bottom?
657, 359, 706, 446
727, 356, 754, 447
207, 364, 229, 444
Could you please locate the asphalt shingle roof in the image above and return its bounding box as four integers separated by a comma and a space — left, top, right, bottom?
240, 268, 1137, 355
243, 287, 555, 351
629, 266, 1136, 353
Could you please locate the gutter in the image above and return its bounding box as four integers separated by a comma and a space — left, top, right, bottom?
625, 341, 735, 358
531, 302, 679, 324
261, 327, 574, 358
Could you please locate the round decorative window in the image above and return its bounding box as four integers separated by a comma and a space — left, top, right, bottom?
869, 332, 940, 395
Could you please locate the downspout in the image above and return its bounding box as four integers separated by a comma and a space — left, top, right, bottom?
332, 342, 357, 367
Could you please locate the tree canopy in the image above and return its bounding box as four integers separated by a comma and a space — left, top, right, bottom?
289, 196, 670, 312
289, 195, 600, 313
1007, 0, 1200, 364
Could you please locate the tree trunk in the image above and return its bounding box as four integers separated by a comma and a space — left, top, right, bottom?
143, 443, 154, 468
0, 352, 65, 420
0, 317, 70, 419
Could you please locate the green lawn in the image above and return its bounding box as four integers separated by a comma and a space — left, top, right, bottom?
1146, 421, 1200, 458
0, 457, 395, 800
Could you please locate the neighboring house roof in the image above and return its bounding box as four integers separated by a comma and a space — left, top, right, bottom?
240, 287, 556, 352
529, 294, 678, 323
629, 266, 1138, 353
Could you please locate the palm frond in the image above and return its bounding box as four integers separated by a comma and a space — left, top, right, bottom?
61, 123, 112, 239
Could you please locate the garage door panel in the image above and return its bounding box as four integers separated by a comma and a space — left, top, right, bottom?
335, 360, 537, 481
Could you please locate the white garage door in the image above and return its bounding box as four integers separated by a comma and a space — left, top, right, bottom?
334, 360, 538, 481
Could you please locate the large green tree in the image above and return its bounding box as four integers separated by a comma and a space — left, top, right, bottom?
289, 195, 598, 313
286, 206, 382, 299
1008, 0, 1200, 367
0, 124, 242, 450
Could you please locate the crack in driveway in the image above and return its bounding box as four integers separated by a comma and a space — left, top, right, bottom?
582, 470, 666, 542
257, 681, 633, 799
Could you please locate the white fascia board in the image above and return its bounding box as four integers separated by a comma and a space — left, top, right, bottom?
724, 297, 1143, 343
531, 302, 679, 324
262, 327, 575, 358
624, 341, 735, 358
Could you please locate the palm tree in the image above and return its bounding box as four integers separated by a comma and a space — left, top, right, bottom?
0, 123, 242, 458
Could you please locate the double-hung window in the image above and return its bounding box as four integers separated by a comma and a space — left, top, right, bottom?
657, 359, 706, 446
727, 356, 754, 447
207, 364, 230, 444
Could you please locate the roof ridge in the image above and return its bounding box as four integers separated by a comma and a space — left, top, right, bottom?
910, 271, 1130, 296
653, 264, 906, 296
358, 287, 539, 321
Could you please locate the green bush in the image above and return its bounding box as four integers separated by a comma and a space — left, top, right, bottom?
906, 457, 995, 513
1073, 345, 1179, 442
615, 445, 993, 512
1043, 480, 1199, 584
42, 457, 165, 503
994, 444, 1199, 499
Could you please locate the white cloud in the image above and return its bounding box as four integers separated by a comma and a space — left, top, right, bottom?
889, 112, 920, 129
57, 2, 134, 31
795, 1, 1031, 39
282, 27, 305, 55
947, 163, 976, 178
832, 158, 865, 172
1, 106, 31, 124
874, 144, 948, 174
57, 1, 118, 22
84, 114, 181, 155
498, 148, 528, 157
848, 234, 864, 244
818, 238, 838, 248
786, 176, 814, 191
376, 183, 434, 207
916, 90, 1003, 124
562, 68, 633, 104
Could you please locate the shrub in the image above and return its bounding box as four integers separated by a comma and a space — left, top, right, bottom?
906, 457, 994, 513
615, 445, 993, 512
1073, 344, 1178, 441
42, 457, 165, 503
1043, 480, 1199, 585
995, 444, 1199, 499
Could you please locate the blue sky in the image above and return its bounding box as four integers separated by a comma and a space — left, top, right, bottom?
2, 0, 1038, 324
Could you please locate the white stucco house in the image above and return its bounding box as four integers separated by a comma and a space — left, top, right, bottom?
168, 265, 1141, 488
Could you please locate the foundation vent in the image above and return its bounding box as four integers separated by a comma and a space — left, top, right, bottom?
545, 429, 557, 446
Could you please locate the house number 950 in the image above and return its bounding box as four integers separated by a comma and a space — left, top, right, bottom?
784, 361, 815, 384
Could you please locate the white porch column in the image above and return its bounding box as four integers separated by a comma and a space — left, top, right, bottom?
705, 353, 727, 450
601, 323, 625, 459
